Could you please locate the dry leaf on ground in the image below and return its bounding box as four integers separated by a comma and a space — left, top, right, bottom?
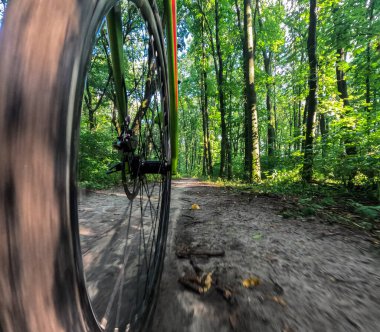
191, 203, 200, 210
216, 286, 233, 301
179, 271, 213, 294
271, 296, 287, 306
224, 289, 232, 300
201, 272, 212, 292
242, 276, 261, 288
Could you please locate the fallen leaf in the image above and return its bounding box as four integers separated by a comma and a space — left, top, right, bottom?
252, 232, 262, 240
223, 289, 232, 300
191, 203, 200, 210
216, 286, 233, 301
201, 272, 212, 292
242, 276, 261, 288
179, 271, 212, 294
272, 296, 286, 306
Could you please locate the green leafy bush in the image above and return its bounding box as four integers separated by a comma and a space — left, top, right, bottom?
78, 126, 120, 189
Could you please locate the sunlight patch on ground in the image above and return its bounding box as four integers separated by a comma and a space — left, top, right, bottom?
82, 252, 95, 270
175, 291, 230, 332
80, 225, 95, 236
176, 291, 210, 320
86, 280, 99, 301
172, 179, 220, 188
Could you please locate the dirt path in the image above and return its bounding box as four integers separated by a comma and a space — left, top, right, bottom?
151, 179, 380, 332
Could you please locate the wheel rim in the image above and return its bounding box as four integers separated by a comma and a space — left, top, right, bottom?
77, 1, 170, 330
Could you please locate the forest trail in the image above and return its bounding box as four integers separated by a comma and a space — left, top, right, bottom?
151, 179, 380, 332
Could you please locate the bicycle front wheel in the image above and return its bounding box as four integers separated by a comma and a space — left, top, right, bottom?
78, 1, 171, 331
0, 0, 171, 331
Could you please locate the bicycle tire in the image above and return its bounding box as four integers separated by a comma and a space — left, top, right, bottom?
0, 0, 170, 331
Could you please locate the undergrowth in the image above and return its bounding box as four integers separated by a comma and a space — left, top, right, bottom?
203, 169, 380, 235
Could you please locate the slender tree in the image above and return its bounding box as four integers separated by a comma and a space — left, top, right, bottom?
257, 1, 275, 170
365, 0, 375, 121
214, 0, 229, 177
244, 0, 261, 182
200, 14, 213, 176
302, 0, 318, 182
196, 0, 229, 178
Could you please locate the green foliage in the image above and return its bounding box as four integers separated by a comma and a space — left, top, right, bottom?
348, 200, 380, 221
78, 7, 155, 189
79, 125, 120, 189
213, 169, 379, 231
79, 31, 121, 189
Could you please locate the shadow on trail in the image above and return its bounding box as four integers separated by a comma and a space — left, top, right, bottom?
78, 191, 145, 331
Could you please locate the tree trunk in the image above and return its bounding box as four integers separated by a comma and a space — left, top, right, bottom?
227, 65, 233, 180
336, 47, 356, 156
273, 82, 278, 151
84, 80, 96, 130
191, 138, 197, 174
335, 49, 349, 104
244, 0, 261, 182
302, 0, 318, 182
84, 75, 111, 131
196, 0, 226, 178
292, 86, 298, 152
365, 42, 371, 114
294, 85, 302, 151
257, 3, 275, 171
263, 51, 275, 169
319, 113, 327, 159
365, 0, 375, 127
185, 140, 189, 174
200, 18, 210, 177
215, 0, 228, 178
234, 0, 251, 180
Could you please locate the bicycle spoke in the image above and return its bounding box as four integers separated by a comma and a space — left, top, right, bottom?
100, 198, 134, 329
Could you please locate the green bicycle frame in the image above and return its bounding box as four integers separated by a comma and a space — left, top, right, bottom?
106, 0, 178, 174
164, 0, 178, 174
106, 4, 126, 134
